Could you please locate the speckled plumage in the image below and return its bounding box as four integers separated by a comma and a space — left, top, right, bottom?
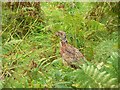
56, 31, 87, 68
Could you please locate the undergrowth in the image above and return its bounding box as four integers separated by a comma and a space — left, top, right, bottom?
1, 2, 119, 88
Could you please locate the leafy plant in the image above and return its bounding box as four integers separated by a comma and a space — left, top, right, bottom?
1, 2, 118, 88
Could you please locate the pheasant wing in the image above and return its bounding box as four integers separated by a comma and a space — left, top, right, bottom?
64, 44, 87, 64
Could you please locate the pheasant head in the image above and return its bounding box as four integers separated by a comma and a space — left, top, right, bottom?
56, 31, 67, 43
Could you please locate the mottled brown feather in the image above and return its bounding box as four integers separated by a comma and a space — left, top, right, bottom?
56, 31, 87, 68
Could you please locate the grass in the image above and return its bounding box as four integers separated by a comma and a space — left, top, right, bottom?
1, 2, 119, 88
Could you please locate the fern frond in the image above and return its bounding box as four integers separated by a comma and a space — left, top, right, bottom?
3, 39, 23, 53
38, 58, 47, 69
81, 64, 118, 88
94, 40, 117, 63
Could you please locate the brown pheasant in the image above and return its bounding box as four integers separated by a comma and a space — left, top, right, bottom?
56, 31, 87, 69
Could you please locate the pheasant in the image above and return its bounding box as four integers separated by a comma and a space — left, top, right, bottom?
56, 31, 87, 69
